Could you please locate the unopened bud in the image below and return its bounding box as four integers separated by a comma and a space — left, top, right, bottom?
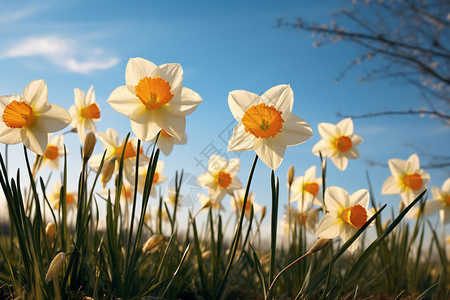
45, 222, 57, 244
309, 238, 330, 254
287, 166, 295, 186
101, 158, 116, 188
83, 132, 97, 161
45, 252, 68, 284
260, 205, 266, 222
143, 235, 165, 254
201, 250, 211, 260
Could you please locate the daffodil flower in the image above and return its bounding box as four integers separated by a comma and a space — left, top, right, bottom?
315, 186, 373, 253
69, 86, 100, 142
137, 161, 167, 198
107, 57, 202, 141
89, 128, 149, 185
291, 165, 322, 211
0, 80, 71, 155
150, 129, 187, 156
197, 155, 242, 202
227, 84, 312, 170
381, 154, 430, 205
39, 134, 65, 171
312, 118, 363, 171
230, 189, 259, 220
427, 178, 450, 223
49, 181, 77, 211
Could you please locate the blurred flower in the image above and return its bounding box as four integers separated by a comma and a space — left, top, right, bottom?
312, 118, 363, 171
45, 252, 68, 284
69, 86, 100, 143
165, 188, 183, 207
291, 165, 322, 212
150, 129, 187, 156
143, 235, 166, 254
0, 80, 71, 155
137, 161, 167, 197
381, 154, 430, 205
107, 57, 202, 141
281, 206, 319, 234
227, 84, 312, 170
39, 134, 65, 171
315, 186, 373, 253
198, 193, 224, 211
230, 189, 259, 219
49, 181, 77, 210
197, 155, 241, 202
90, 128, 148, 184
427, 178, 450, 223
45, 222, 57, 244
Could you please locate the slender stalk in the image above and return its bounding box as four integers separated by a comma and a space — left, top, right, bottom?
268, 170, 279, 299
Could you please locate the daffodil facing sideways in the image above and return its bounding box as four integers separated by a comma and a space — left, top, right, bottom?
69, 86, 101, 143
150, 128, 187, 156
198, 193, 225, 212
227, 84, 313, 170
89, 128, 149, 185
230, 189, 260, 220
312, 118, 363, 171
49, 181, 77, 211
37, 134, 65, 172
381, 154, 430, 206
315, 186, 373, 253
107, 57, 202, 142
0, 80, 71, 155
197, 154, 242, 202
427, 178, 450, 224
137, 160, 167, 198
291, 165, 323, 212
281, 206, 319, 235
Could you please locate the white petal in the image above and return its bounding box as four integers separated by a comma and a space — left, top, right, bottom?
340, 227, 359, 253
208, 155, 227, 172
349, 189, 369, 208
440, 207, 450, 224
381, 176, 401, 195
318, 122, 337, 140
196, 173, 215, 189
130, 118, 161, 142
74, 88, 86, 107
337, 118, 354, 136
442, 178, 450, 192
86, 85, 95, 105
315, 211, 345, 238
227, 123, 255, 152
227, 158, 240, 175
38, 104, 71, 132
280, 113, 313, 146
407, 154, 420, 171
0, 125, 21, 144
254, 138, 286, 170
22, 80, 48, 111
312, 139, 333, 157
21, 125, 48, 155
165, 87, 202, 117
228, 90, 261, 122
351, 134, 363, 146
158, 63, 183, 90
229, 177, 242, 189
154, 108, 186, 140
304, 166, 317, 181
388, 158, 407, 176
125, 57, 157, 87
157, 137, 175, 156
325, 186, 347, 212
107, 86, 146, 120
260, 84, 293, 118
330, 155, 348, 171
345, 147, 360, 159
0, 95, 17, 109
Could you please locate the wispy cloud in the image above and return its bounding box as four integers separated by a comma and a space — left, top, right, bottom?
0, 6, 44, 24
0, 36, 119, 74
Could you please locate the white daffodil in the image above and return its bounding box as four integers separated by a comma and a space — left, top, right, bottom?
107, 57, 202, 141
150, 129, 187, 156
49, 181, 77, 211
312, 118, 363, 171
69, 86, 100, 143
230, 189, 259, 220
39, 134, 65, 171
291, 165, 323, 212
227, 84, 313, 170
315, 186, 373, 253
198, 193, 224, 212
381, 154, 430, 205
281, 206, 320, 235
89, 128, 149, 185
197, 155, 241, 202
0, 80, 71, 155
426, 178, 450, 223
137, 161, 167, 198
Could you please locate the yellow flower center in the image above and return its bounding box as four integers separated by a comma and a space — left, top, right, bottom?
303, 182, 319, 196
2, 100, 36, 128
334, 136, 352, 152
44, 145, 59, 160
81, 103, 100, 119
216, 171, 232, 188
341, 204, 367, 229
115, 141, 140, 160
242, 103, 284, 139
153, 172, 160, 184
135, 76, 174, 110
402, 174, 423, 191
444, 194, 450, 206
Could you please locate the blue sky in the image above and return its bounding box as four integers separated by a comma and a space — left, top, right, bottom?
0, 1, 448, 231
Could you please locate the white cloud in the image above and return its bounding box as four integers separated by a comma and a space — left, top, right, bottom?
0, 6, 43, 24
0, 36, 119, 74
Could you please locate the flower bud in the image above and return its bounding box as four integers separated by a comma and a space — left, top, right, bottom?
143, 235, 165, 254
287, 166, 295, 186
101, 158, 116, 188
45, 222, 57, 244
260, 205, 266, 222
45, 252, 68, 284
83, 132, 97, 161
201, 250, 211, 260
309, 238, 330, 254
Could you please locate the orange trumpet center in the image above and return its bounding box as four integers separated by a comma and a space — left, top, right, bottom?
242, 103, 284, 139
135, 76, 174, 110
44, 145, 59, 160
81, 103, 100, 119
153, 172, 160, 184
444, 194, 450, 206
160, 129, 173, 137
115, 141, 141, 160
334, 136, 352, 152
341, 204, 367, 229
304, 182, 319, 196
216, 171, 232, 188
402, 174, 423, 191
2, 100, 36, 128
